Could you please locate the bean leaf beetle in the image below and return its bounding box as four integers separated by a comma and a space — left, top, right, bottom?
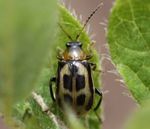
49, 4, 103, 116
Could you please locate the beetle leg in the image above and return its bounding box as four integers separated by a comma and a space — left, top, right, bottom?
90, 62, 101, 73
94, 111, 103, 123
90, 62, 97, 70
94, 88, 103, 111
49, 77, 56, 102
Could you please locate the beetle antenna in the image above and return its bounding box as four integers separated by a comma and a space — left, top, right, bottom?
75, 3, 103, 41
58, 23, 74, 41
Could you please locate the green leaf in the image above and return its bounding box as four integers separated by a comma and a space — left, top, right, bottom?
0, 0, 57, 115
14, 4, 102, 129
125, 101, 150, 129
107, 0, 150, 103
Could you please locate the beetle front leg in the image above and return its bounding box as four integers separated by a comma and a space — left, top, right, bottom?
94, 88, 103, 111
90, 63, 101, 72
90, 62, 97, 71
49, 77, 56, 102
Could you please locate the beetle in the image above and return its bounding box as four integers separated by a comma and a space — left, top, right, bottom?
49, 4, 103, 115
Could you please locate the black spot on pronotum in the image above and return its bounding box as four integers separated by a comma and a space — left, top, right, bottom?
69, 63, 78, 76
86, 95, 93, 111
64, 94, 73, 105
63, 74, 72, 91
72, 64, 78, 74
77, 94, 85, 106
76, 75, 85, 91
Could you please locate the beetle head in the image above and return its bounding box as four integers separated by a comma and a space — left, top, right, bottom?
57, 42, 92, 61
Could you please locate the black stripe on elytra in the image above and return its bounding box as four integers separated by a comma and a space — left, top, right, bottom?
56, 61, 66, 94
63, 74, 72, 91
82, 62, 94, 94
76, 75, 85, 91
64, 94, 73, 105
88, 69, 94, 94
77, 94, 85, 106
85, 95, 93, 111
